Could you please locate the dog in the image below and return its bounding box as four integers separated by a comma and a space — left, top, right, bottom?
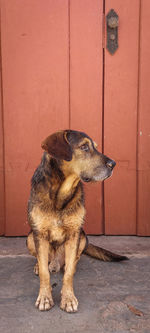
27, 130, 128, 313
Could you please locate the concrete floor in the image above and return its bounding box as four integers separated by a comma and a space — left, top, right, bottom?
0, 236, 150, 333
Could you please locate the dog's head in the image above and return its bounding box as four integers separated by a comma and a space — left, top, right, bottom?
41, 130, 116, 182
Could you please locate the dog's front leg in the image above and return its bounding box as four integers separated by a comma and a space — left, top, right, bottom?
35, 237, 54, 311
60, 232, 79, 313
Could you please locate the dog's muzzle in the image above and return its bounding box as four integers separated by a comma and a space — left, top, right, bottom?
81, 158, 116, 183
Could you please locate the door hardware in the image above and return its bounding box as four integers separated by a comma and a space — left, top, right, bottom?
106, 9, 119, 54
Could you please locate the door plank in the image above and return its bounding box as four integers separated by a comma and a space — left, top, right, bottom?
104, 0, 140, 234
137, 0, 150, 235
0, 68, 5, 235
1, 0, 69, 235
70, 0, 104, 234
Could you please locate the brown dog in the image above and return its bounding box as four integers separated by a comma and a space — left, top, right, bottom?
27, 130, 127, 313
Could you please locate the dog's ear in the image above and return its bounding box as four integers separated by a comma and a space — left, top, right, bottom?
41, 131, 72, 161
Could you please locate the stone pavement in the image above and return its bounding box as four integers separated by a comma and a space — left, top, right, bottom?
0, 236, 150, 333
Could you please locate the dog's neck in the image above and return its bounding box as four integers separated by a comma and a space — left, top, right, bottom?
45, 153, 81, 210
55, 173, 80, 210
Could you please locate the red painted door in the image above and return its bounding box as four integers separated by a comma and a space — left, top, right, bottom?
0, 74, 5, 235
69, 0, 104, 234
1, 0, 70, 235
0, 0, 104, 235
0, 0, 150, 236
104, 0, 150, 236
104, 0, 140, 234
137, 0, 150, 236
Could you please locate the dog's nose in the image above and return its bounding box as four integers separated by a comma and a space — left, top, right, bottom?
106, 159, 116, 170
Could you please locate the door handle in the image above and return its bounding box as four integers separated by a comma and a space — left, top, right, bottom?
106, 9, 119, 54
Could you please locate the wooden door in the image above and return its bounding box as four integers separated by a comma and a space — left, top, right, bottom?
69, 0, 104, 234
0, 0, 104, 235
0, 68, 5, 235
0, 0, 150, 236
104, 0, 140, 234
1, 0, 70, 235
137, 0, 150, 235
104, 0, 150, 236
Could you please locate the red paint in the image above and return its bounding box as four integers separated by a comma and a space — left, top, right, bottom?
0, 0, 150, 236
69, 0, 104, 234
1, 0, 69, 235
104, 0, 140, 234
137, 0, 150, 235
0, 73, 5, 235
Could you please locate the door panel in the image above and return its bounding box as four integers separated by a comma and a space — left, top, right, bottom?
70, 0, 104, 233
104, 0, 140, 234
0, 71, 5, 235
137, 0, 150, 235
1, 0, 69, 235
1, 1, 150, 236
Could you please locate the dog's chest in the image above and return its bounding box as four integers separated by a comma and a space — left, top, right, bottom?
49, 219, 66, 244
31, 205, 85, 245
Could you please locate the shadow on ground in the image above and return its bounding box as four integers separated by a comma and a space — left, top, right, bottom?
0, 236, 150, 333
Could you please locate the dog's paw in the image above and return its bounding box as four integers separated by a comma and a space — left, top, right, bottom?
60, 292, 78, 313
34, 262, 39, 275
35, 290, 54, 311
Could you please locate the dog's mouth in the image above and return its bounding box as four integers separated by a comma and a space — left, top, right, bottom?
81, 169, 113, 183
81, 176, 92, 183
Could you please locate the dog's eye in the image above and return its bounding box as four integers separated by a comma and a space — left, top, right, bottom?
80, 144, 89, 151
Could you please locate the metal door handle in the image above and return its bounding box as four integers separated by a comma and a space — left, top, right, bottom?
106, 9, 119, 54
108, 16, 118, 29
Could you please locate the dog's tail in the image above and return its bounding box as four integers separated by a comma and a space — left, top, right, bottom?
84, 243, 128, 262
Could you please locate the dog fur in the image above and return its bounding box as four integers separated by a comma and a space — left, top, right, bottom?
27, 130, 128, 313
